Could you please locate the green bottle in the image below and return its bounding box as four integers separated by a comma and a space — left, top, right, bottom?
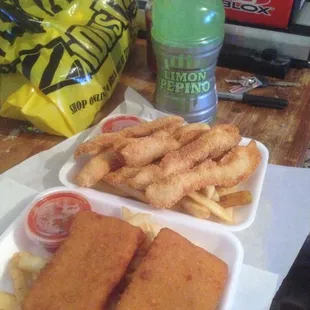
152, 0, 225, 123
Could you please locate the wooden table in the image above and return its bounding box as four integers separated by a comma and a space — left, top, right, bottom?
0, 39, 309, 173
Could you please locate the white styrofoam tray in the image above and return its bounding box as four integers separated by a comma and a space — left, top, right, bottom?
0, 187, 243, 310
59, 114, 269, 232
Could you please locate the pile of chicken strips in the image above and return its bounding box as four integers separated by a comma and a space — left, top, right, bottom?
74, 116, 262, 224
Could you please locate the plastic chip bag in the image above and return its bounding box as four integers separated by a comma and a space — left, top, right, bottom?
0, 0, 138, 137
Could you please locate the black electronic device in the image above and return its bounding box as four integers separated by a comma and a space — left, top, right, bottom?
218, 45, 291, 79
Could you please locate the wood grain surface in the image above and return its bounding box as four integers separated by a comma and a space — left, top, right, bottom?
0, 39, 309, 173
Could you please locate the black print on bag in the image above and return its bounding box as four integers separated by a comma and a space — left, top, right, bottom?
0, 1, 133, 94
107, 0, 138, 22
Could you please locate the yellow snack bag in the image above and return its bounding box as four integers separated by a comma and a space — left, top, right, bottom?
0, 0, 138, 137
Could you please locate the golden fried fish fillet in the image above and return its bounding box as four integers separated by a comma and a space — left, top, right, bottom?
23, 211, 146, 310
146, 140, 261, 209
116, 228, 228, 310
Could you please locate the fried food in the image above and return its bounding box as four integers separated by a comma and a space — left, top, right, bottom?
200, 186, 216, 199
104, 167, 142, 185
174, 123, 211, 146
188, 192, 233, 223
74, 116, 184, 158
146, 140, 261, 209
112, 183, 149, 203
180, 196, 211, 219
118, 131, 180, 167
9, 254, 29, 307
122, 207, 161, 246
75, 151, 120, 187
92, 181, 131, 198
23, 211, 146, 310
73, 117, 262, 224
0, 292, 17, 310
129, 124, 241, 190
219, 190, 252, 208
174, 123, 210, 139
160, 124, 242, 176
74, 132, 122, 159
178, 129, 207, 146
16, 252, 48, 273
116, 228, 228, 310
127, 164, 162, 190
111, 137, 140, 151
211, 190, 220, 202
216, 186, 238, 197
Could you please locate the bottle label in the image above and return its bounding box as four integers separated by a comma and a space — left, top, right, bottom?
158, 53, 211, 95
159, 69, 210, 94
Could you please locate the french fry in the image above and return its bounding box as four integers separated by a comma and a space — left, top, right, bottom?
219, 190, 252, 208
17, 252, 48, 273
9, 254, 28, 306
188, 192, 233, 224
225, 207, 234, 222
199, 186, 215, 199
0, 291, 17, 310
122, 207, 161, 244
216, 186, 238, 197
180, 196, 211, 219
31, 273, 39, 282
211, 190, 220, 202
122, 206, 134, 220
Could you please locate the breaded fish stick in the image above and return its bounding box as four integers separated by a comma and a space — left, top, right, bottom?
129, 124, 241, 190
161, 124, 241, 175
174, 123, 210, 140
117, 228, 228, 310
128, 165, 162, 190
74, 132, 122, 159
104, 167, 142, 185
75, 116, 184, 158
23, 211, 146, 310
146, 141, 261, 209
178, 129, 207, 146
118, 131, 180, 167
75, 151, 120, 188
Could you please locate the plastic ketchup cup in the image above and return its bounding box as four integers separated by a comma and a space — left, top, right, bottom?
25, 191, 92, 252
101, 115, 142, 133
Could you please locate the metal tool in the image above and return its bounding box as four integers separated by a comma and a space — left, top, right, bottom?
226, 76, 300, 88
256, 75, 300, 88
218, 92, 288, 109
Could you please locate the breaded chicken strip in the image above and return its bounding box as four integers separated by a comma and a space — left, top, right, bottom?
74, 116, 184, 158
129, 124, 241, 190
146, 141, 261, 209
75, 150, 120, 187
117, 131, 180, 167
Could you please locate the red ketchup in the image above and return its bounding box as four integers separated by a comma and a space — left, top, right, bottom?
25, 192, 92, 252
101, 115, 142, 133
